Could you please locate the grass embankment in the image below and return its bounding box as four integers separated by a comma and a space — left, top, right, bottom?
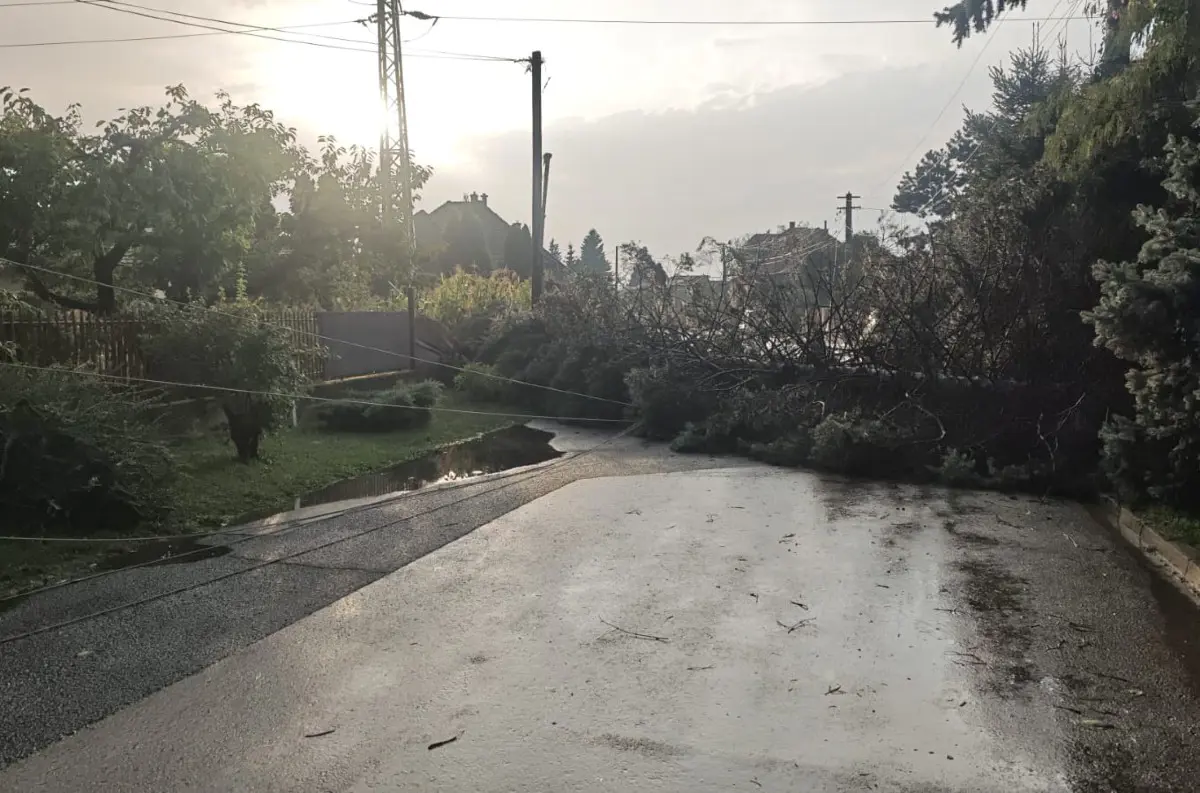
1, 393, 515, 599
1136, 505, 1200, 549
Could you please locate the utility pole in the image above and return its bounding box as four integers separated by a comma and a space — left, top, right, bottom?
840, 191, 862, 243
530, 51, 545, 304
837, 191, 861, 289
377, 0, 418, 369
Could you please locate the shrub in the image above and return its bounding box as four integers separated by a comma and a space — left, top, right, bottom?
0, 367, 175, 533
808, 413, 924, 477
139, 302, 316, 461
453, 362, 513, 403
626, 366, 713, 440
937, 448, 980, 487
421, 271, 531, 356
316, 380, 443, 432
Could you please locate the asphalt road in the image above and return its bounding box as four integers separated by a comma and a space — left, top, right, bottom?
3, 433, 1200, 790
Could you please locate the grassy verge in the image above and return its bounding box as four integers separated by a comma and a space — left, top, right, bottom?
1, 393, 515, 600
172, 395, 514, 528
1136, 505, 1200, 548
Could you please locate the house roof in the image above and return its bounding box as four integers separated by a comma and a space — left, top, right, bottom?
414, 193, 566, 277
741, 224, 838, 276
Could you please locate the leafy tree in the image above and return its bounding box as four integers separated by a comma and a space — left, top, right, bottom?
579, 229, 610, 276
547, 239, 562, 262
0, 86, 303, 313
502, 223, 534, 278
1086, 126, 1200, 506
139, 302, 314, 461
253, 137, 430, 308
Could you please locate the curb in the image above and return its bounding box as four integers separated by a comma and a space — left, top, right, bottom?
1098, 496, 1200, 592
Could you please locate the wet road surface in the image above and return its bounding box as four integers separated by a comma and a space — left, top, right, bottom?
3, 461, 1200, 791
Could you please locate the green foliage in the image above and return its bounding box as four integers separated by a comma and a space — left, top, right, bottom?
0, 367, 175, 533
420, 270, 530, 355
453, 362, 513, 403
1086, 126, 1200, 506
625, 366, 710, 440
936, 448, 980, 487
139, 301, 314, 461
808, 413, 924, 477
578, 229, 610, 276
315, 380, 443, 433
502, 223, 534, 278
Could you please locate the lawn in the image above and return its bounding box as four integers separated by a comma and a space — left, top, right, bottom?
172, 395, 515, 529
0, 393, 517, 600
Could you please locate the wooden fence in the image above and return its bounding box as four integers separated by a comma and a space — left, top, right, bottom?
0, 308, 326, 382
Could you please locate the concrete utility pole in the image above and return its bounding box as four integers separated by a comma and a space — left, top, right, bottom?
840, 191, 862, 244
530, 51, 545, 304
377, 0, 418, 369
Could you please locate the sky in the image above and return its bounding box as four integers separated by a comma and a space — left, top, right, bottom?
1, 0, 1102, 262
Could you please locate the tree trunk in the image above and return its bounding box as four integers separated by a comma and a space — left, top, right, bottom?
223, 404, 263, 463
93, 241, 133, 315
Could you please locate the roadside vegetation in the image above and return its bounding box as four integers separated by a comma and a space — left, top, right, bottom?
2, 1, 1198, 590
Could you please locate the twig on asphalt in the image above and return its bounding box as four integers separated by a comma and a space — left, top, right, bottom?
428, 733, 462, 751
304, 729, 336, 738
749, 592, 760, 603
777, 617, 816, 634
876, 584, 891, 589
825, 684, 844, 695
600, 618, 670, 643
687, 664, 715, 671
1063, 532, 1080, 549
750, 779, 763, 788
791, 600, 809, 610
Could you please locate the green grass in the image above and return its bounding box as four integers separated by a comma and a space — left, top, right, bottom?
0, 392, 516, 600
171, 394, 514, 528
1137, 505, 1200, 548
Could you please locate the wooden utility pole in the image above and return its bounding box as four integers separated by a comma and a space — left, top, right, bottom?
377, 0, 418, 369
530, 51, 545, 304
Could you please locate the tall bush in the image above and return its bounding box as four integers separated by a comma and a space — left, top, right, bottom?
140, 302, 315, 461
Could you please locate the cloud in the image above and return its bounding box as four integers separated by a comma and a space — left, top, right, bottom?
423, 59, 992, 256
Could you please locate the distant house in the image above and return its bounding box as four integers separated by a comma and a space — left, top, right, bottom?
735, 221, 842, 307
413, 192, 565, 280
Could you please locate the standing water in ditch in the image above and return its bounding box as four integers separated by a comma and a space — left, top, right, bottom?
290, 424, 561, 510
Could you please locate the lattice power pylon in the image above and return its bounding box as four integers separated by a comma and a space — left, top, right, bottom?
376, 0, 417, 259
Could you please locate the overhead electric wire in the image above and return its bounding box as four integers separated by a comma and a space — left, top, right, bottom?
911, 0, 1090, 217
0, 257, 631, 407
868, 6, 1016, 204
0, 444, 571, 604
399, 10, 1093, 27
0, 361, 633, 423
0, 423, 636, 645
2, 1, 520, 60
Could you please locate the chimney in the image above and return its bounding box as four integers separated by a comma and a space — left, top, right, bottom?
470, 191, 479, 203
789, 221, 796, 230
480, 193, 488, 206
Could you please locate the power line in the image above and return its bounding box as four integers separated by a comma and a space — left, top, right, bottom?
401, 10, 1093, 27
868, 5, 1017, 204
1, 449, 565, 603
0, 258, 632, 406
2, 1, 519, 60
911, 0, 1089, 217
0, 423, 636, 644
0, 361, 633, 423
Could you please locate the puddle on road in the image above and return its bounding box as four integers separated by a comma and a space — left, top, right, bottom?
290, 425, 561, 511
